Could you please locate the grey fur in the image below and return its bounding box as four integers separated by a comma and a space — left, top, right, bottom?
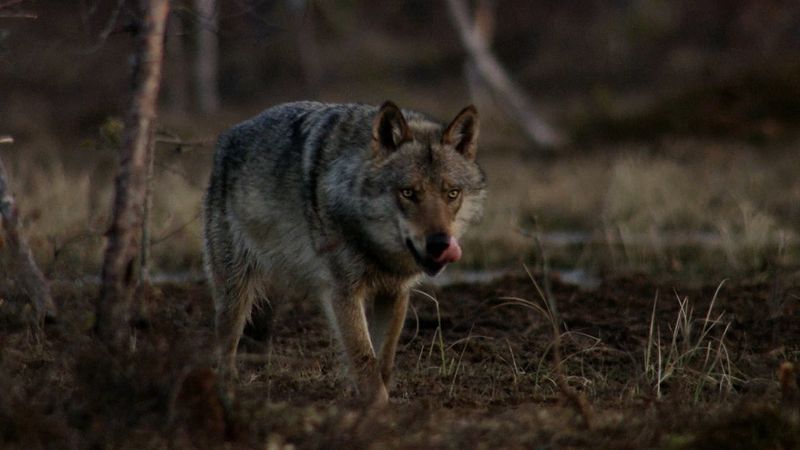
203, 101, 486, 405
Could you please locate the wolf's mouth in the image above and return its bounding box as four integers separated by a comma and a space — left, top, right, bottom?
405, 239, 446, 276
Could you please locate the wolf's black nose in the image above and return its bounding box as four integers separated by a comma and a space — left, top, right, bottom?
426, 233, 451, 258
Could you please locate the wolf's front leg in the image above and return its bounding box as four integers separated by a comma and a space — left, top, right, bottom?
329, 285, 388, 406
369, 288, 410, 387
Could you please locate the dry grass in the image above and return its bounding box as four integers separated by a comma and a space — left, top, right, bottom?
2, 128, 208, 277
603, 156, 708, 231
599, 150, 794, 272
464, 142, 799, 274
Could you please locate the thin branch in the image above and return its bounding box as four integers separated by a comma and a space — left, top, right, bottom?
78, 0, 126, 55
150, 210, 201, 246
0, 11, 37, 18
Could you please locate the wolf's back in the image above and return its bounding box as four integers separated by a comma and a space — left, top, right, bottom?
207, 101, 327, 207
206, 101, 382, 207
203, 101, 393, 264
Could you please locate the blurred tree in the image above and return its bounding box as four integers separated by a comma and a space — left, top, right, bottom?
194, 0, 219, 113
165, 10, 189, 112
290, 0, 322, 97
446, 0, 565, 149
463, 0, 497, 125
0, 136, 56, 325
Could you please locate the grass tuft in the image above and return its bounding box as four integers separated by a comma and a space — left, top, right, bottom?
643, 280, 739, 400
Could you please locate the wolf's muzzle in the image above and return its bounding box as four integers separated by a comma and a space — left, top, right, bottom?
426, 233, 451, 259
426, 233, 462, 264
406, 234, 462, 276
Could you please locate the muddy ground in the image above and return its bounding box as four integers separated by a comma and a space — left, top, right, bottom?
1, 270, 799, 449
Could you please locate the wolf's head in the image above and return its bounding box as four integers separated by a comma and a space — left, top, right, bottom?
361, 101, 487, 277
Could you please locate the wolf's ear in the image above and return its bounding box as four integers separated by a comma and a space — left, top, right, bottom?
442, 105, 479, 161
372, 101, 411, 154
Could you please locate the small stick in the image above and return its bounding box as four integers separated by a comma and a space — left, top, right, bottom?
530, 219, 594, 429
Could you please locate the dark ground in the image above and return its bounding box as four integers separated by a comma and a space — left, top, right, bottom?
2, 270, 798, 449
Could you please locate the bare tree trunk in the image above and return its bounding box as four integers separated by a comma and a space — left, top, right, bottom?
445, 0, 566, 149
0, 136, 56, 325
290, 0, 322, 97
194, 0, 219, 113
165, 12, 189, 112
96, 0, 170, 343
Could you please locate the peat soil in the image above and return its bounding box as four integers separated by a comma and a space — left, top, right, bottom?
1, 271, 799, 449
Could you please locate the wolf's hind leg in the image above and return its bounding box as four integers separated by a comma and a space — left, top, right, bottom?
213, 260, 260, 380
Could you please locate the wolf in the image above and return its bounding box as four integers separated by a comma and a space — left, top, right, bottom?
203, 101, 486, 405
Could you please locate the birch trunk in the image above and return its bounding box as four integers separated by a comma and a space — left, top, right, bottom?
96, 0, 170, 342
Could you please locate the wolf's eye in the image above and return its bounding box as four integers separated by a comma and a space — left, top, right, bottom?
400, 189, 415, 199
447, 189, 461, 200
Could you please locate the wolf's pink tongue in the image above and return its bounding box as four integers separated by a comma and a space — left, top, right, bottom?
434, 236, 462, 264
